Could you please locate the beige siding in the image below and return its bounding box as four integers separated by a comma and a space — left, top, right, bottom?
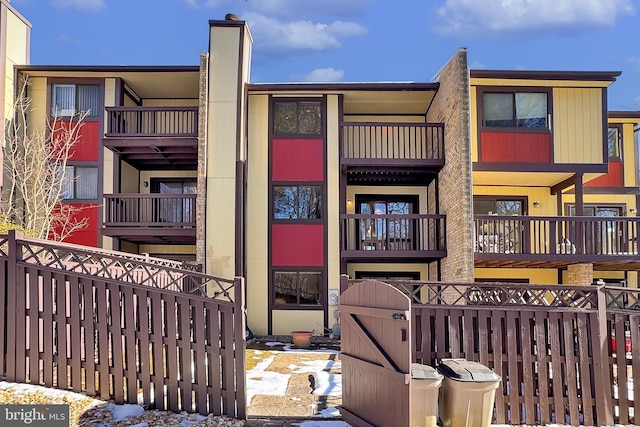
327, 95, 340, 295
120, 162, 140, 193
553, 87, 603, 164
142, 99, 198, 106
272, 311, 323, 336
139, 244, 196, 256
246, 94, 269, 335
347, 263, 429, 280
4, 9, 30, 120
470, 86, 478, 162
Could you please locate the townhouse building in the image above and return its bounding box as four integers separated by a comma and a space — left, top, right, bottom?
7, 16, 640, 335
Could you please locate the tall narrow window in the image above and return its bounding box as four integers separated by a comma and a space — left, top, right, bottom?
608, 127, 622, 159
273, 271, 322, 305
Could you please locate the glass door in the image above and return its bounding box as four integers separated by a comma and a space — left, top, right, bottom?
151, 179, 197, 224
357, 196, 416, 250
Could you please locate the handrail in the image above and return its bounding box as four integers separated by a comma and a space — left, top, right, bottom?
341, 122, 444, 163
105, 106, 198, 137
104, 193, 196, 227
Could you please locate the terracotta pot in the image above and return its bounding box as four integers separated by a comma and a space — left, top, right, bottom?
290, 331, 313, 349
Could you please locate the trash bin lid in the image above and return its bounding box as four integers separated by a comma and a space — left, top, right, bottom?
437, 359, 501, 382
411, 363, 443, 380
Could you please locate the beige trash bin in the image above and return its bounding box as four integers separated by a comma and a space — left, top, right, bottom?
410, 363, 443, 427
437, 359, 501, 427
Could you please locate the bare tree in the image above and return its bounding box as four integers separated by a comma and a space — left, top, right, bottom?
2, 78, 89, 240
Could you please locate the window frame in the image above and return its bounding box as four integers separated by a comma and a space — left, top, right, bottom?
272, 184, 323, 222
478, 86, 552, 133
49, 80, 103, 121
271, 98, 324, 137
271, 269, 324, 309
473, 196, 528, 216
60, 164, 99, 202
607, 124, 623, 161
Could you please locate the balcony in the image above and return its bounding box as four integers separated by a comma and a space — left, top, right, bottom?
103, 194, 196, 245
341, 122, 444, 181
340, 214, 446, 262
104, 106, 199, 170
474, 215, 640, 270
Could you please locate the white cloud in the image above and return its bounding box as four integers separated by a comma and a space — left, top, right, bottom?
245, 12, 367, 56
297, 67, 345, 82
57, 33, 83, 45
434, 0, 636, 38
202, 0, 371, 18
182, 0, 199, 8
52, 0, 105, 12
469, 59, 486, 69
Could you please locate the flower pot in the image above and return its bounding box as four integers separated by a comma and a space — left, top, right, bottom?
290, 331, 313, 349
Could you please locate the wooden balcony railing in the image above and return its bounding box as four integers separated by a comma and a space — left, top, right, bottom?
105, 106, 198, 137
474, 215, 640, 257
341, 122, 444, 167
104, 194, 196, 228
340, 214, 446, 259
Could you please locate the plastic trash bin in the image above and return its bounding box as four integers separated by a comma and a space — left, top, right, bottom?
437, 359, 501, 427
411, 363, 443, 427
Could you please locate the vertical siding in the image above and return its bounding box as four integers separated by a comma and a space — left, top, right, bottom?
553, 88, 603, 164
622, 122, 637, 187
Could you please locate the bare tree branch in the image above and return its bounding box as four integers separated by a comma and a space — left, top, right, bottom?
2, 77, 90, 241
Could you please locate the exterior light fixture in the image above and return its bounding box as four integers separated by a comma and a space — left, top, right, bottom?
533, 201, 540, 208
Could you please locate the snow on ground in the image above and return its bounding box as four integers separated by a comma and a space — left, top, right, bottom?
246, 352, 290, 403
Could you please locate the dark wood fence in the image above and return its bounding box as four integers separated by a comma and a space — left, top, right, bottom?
341, 122, 444, 166
0, 231, 246, 418
341, 277, 638, 426
106, 106, 198, 137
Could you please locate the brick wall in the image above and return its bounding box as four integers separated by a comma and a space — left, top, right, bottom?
196, 53, 208, 266
567, 263, 594, 286
426, 48, 474, 283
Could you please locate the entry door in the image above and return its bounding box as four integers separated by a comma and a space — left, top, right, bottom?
151, 179, 197, 223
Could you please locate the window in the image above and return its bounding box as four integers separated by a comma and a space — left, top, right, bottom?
273, 100, 322, 135
61, 166, 98, 200
474, 198, 524, 216
482, 92, 548, 129
150, 179, 197, 223
274, 186, 322, 219
608, 126, 622, 159
357, 196, 417, 251
273, 271, 322, 305
52, 84, 100, 118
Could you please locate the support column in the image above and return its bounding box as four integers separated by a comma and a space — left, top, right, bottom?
567, 263, 594, 286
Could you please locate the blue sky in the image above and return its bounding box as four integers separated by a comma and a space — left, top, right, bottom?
11, 0, 640, 111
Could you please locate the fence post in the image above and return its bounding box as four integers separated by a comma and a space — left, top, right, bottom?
340, 274, 349, 294
595, 285, 614, 425
234, 276, 247, 419
5, 230, 24, 381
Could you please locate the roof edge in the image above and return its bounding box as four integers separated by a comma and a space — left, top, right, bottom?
15, 65, 200, 73
470, 69, 622, 82
247, 82, 440, 92
609, 111, 640, 119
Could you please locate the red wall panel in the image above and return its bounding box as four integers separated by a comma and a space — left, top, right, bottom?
51, 120, 100, 162
480, 131, 551, 163
272, 224, 323, 266
585, 161, 623, 187
272, 139, 324, 181
52, 203, 99, 247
